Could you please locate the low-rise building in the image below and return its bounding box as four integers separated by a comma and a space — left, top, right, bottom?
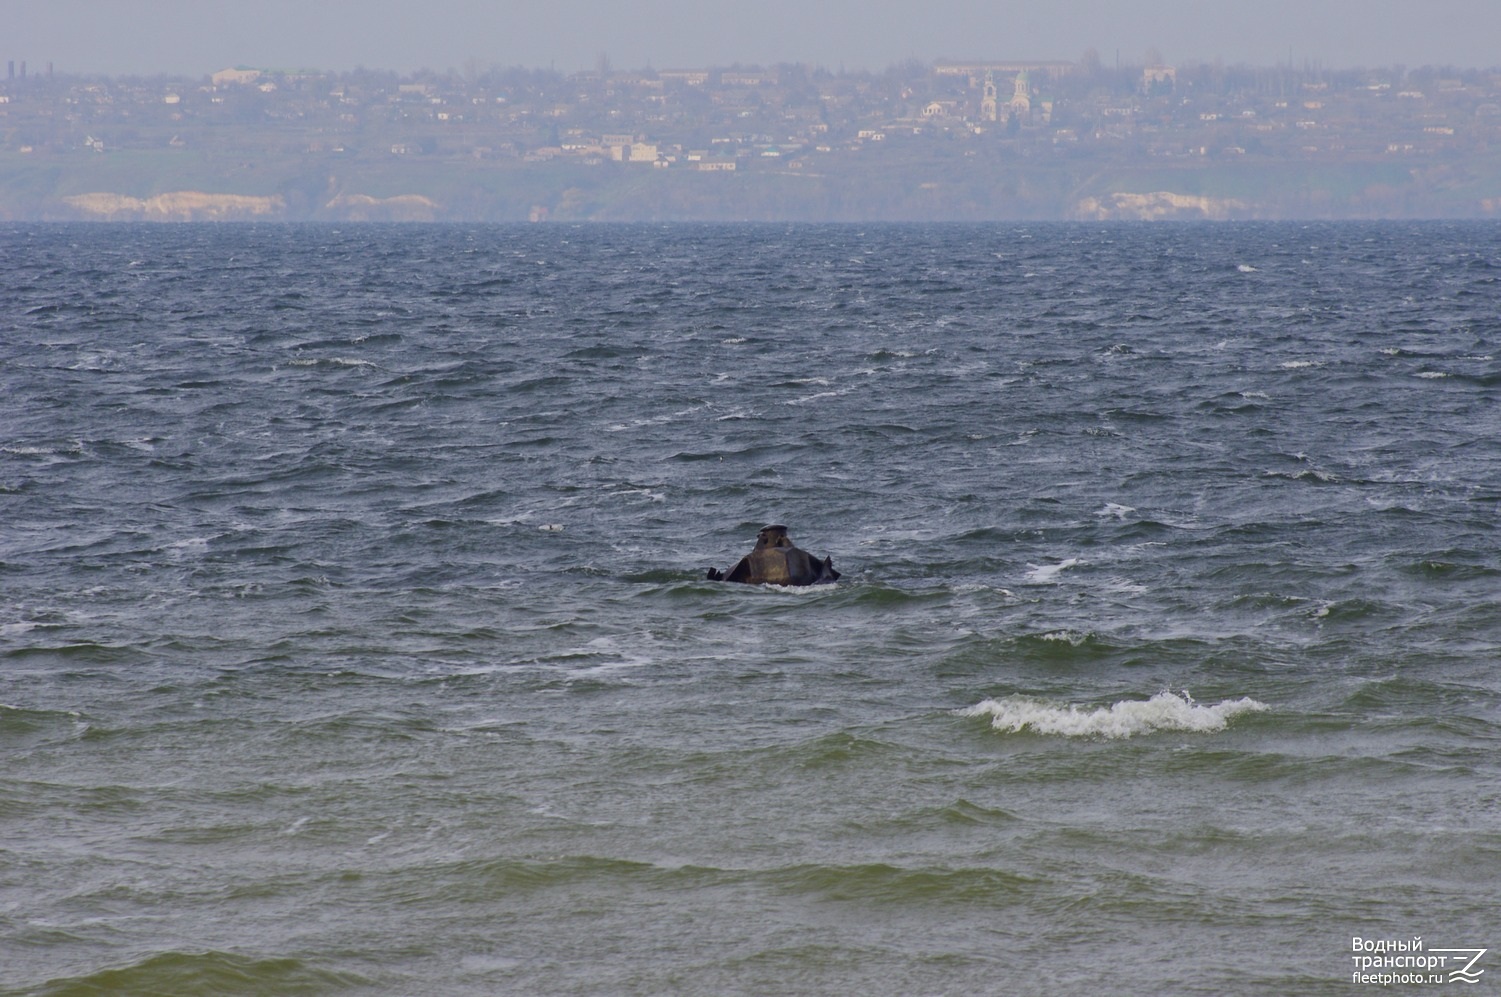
211, 67, 262, 86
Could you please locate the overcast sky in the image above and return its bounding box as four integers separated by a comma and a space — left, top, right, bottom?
9, 0, 1500, 77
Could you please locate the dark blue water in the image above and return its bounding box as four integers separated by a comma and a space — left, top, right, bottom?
3, 222, 1500, 995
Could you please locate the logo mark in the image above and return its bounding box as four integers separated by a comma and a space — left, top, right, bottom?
1429, 948, 1487, 984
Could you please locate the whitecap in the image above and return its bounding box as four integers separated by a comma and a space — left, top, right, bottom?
1096, 503, 1135, 520
605, 405, 707, 431
785, 389, 846, 406
1024, 557, 1081, 584
1237, 264, 1259, 273
949, 582, 1016, 598
959, 691, 1268, 738
282, 357, 375, 369
1415, 371, 1450, 379
1264, 467, 1339, 483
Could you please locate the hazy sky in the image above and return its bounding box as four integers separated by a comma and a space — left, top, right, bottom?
10, 0, 1500, 77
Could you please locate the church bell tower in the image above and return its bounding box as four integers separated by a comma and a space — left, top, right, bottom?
981, 71, 999, 122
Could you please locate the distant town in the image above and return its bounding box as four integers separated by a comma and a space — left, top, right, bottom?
3, 54, 1501, 221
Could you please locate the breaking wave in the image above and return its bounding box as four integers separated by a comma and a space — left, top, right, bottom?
958, 691, 1269, 738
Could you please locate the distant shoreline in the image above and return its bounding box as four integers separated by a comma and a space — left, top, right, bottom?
5, 59, 1500, 222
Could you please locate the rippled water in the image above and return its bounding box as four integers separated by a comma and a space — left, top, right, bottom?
3, 222, 1500, 995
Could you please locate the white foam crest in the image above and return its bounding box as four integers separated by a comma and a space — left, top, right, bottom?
949, 582, 1016, 597
608, 486, 664, 502
165, 535, 215, 555
282, 357, 375, 369
606, 404, 706, 432
785, 387, 849, 406
960, 691, 1268, 738
1264, 467, 1339, 483
1024, 557, 1082, 584
523, 634, 665, 679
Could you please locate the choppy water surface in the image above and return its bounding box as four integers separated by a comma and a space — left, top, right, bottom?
3, 222, 1500, 995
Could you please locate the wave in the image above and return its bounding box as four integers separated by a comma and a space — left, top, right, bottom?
958, 691, 1268, 738
26, 950, 371, 996
382, 852, 1036, 909
1022, 557, 1083, 585
765, 861, 1036, 904
0, 703, 90, 751
278, 356, 379, 370
875, 798, 1021, 830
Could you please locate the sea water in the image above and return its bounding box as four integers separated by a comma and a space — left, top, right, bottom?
3, 222, 1499, 995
